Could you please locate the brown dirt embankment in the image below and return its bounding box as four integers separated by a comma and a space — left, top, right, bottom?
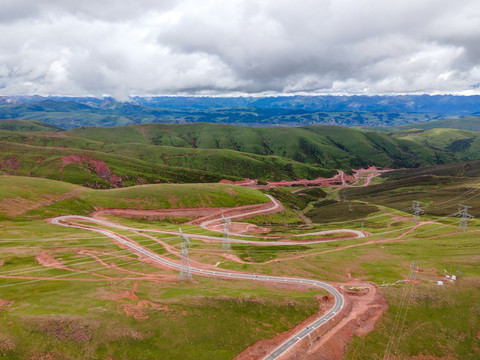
92, 200, 278, 222
92, 198, 283, 235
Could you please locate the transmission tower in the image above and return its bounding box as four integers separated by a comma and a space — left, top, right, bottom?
456, 204, 474, 231
178, 228, 192, 281
221, 214, 232, 252
410, 201, 425, 222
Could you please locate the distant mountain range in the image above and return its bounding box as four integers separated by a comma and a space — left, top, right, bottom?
0, 95, 478, 129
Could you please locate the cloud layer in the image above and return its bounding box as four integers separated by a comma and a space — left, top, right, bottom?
1, 0, 480, 97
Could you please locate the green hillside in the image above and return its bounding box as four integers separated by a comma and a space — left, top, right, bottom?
0, 176, 269, 219
388, 116, 480, 132
0, 119, 63, 132
344, 174, 480, 217
0, 132, 335, 186
0, 140, 235, 188
395, 128, 480, 160
383, 160, 480, 180
4, 120, 480, 188
66, 122, 452, 168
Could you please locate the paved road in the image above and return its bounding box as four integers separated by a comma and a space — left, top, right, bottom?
51, 215, 345, 359
201, 194, 365, 242
53, 214, 364, 246
199, 194, 281, 236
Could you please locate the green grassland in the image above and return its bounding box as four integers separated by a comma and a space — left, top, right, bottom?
0, 273, 323, 360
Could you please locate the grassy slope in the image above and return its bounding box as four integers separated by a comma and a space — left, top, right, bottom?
0, 140, 231, 187
0, 129, 336, 184
390, 116, 480, 132
344, 175, 480, 217
0, 119, 63, 132
382, 160, 480, 179
67, 123, 449, 169
0, 253, 322, 360
396, 128, 480, 161
0, 176, 269, 219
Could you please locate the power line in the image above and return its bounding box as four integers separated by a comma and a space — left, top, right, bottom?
384, 261, 417, 360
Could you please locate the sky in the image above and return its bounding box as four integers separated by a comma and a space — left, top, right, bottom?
1, 0, 480, 99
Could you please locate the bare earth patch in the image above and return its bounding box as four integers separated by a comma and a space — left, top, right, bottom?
30, 352, 63, 360
120, 300, 171, 320
61, 154, 123, 187
0, 298, 15, 309
31, 316, 101, 343
0, 335, 15, 356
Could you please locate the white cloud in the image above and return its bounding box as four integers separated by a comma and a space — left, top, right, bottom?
0, 0, 479, 97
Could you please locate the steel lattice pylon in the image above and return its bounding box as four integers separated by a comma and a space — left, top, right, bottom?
221, 214, 232, 252
457, 204, 474, 232
178, 228, 192, 281
410, 201, 425, 222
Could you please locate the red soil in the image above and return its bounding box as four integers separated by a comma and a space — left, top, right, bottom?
219, 179, 258, 186
0, 298, 14, 308
220, 166, 389, 189
0, 156, 20, 173
61, 154, 123, 187
206, 222, 270, 234
35, 249, 111, 279
120, 300, 171, 320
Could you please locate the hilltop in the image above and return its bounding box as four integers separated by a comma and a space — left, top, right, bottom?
0, 118, 63, 132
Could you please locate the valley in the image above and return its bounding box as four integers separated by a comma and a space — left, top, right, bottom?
0, 160, 478, 359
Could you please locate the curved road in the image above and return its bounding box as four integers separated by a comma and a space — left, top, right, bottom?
53, 214, 365, 246
199, 194, 365, 241
51, 215, 344, 359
